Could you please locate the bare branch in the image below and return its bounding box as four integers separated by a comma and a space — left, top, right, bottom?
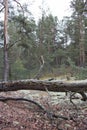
0, 96, 72, 120
0, 43, 3, 46
0, 1, 5, 12
13, 0, 24, 15
0, 6, 4, 12
69, 92, 78, 110
34, 55, 45, 79
0, 1, 5, 6
0, 96, 45, 110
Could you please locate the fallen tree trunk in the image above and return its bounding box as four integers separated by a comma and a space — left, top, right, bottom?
0, 79, 87, 92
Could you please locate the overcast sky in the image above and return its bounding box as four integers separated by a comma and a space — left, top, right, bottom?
20, 0, 72, 20
0, 0, 72, 21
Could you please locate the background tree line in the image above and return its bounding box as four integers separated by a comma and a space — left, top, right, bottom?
0, 0, 87, 81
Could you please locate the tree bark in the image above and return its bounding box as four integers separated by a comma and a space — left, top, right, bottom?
0, 79, 87, 93
3, 0, 9, 81
79, 14, 85, 67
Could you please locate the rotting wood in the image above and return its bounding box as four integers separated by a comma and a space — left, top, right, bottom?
0, 79, 87, 92
0, 79, 87, 100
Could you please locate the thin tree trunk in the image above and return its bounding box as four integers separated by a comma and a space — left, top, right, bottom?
3, 0, 9, 81
79, 14, 85, 67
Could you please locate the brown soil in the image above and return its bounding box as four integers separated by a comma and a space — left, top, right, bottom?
0, 91, 87, 130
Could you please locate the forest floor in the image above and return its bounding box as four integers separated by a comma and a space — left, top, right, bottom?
0, 90, 87, 130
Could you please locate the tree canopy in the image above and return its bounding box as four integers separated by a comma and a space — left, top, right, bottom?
0, 0, 87, 80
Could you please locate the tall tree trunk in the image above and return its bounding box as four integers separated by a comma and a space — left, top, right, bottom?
3, 0, 9, 81
79, 14, 85, 67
